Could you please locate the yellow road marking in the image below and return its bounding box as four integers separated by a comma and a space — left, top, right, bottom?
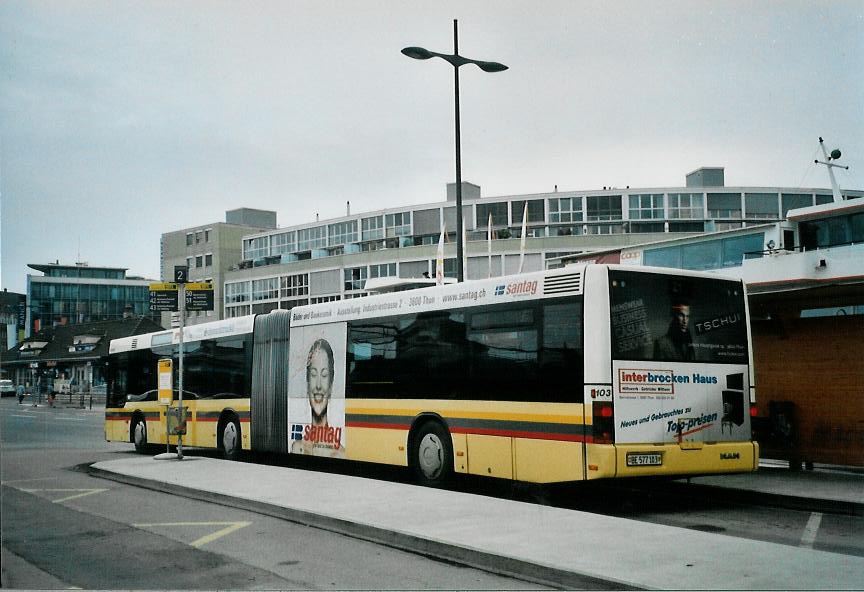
19, 488, 109, 503
132, 521, 252, 548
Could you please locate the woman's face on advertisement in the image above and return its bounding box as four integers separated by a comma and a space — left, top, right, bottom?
307, 347, 332, 417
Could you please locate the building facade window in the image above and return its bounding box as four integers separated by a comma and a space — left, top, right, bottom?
707, 193, 742, 219
344, 267, 367, 291
311, 295, 341, 304
225, 281, 250, 304
186, 233, 193, 246
628, 194, 665, 220
476, 202, 509, 227
328, 221, 358, 246
195, 255, 203, 268
510, 200, 545, 224
279, 298, 309, 310
668, 193, 704, 219
433, 258, 458, 279
586, 195, 622, 221
781, 193, 813, 218
297, 226, 326, 251
280, 273, 309, 298
252, 277, 279, 301
244, 236, 270, 260
549, 197, 583, 223
225, 305, 250, 318
271, 231, 297, 255
385, 212, 412, 237
744, 193, 780, 219
205, 229, 211, 242
205, 253, 213, 267
361, 216, 384, 241
369, 263, 397, 279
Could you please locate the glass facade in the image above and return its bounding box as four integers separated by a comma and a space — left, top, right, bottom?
586, 195, 622, 221
28, 280, 158, 332
629, 194, 665, 220
385, 212, 411, 237
362, 216, 384, 241
668, 193, 704, 219
297, 226, 326, 251
549, 196, 583, 223
328, 221, 358, 246
271, 232, 297, 255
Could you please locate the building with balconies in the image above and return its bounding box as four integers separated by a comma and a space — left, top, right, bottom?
220, 169, 862, 319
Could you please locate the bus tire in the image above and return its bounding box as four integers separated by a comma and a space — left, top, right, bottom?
219, 415, 242, 461
410, 420, 453, 487
132, 415, 148, 453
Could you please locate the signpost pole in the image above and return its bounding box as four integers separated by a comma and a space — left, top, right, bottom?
177, 283, 185, 460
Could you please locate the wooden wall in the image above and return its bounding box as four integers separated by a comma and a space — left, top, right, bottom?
752, 314, 864, 466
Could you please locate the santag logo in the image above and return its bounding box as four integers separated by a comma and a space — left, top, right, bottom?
494, 285, 506, 296
291, 424, 304, 441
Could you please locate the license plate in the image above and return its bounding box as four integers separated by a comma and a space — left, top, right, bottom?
626, 452, 662, 467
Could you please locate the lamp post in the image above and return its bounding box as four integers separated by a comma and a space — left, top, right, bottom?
402, 19, 507, 282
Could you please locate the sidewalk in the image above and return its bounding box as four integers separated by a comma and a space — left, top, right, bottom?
91, 457, 864, 590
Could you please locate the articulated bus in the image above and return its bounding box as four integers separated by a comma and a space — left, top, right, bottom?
105, 264, 758, 485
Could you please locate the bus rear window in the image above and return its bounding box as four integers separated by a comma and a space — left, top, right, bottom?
609, 270, 748, 364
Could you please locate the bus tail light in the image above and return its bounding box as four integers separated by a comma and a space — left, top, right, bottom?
592, 401, 615, 444
750, 403, 758, 417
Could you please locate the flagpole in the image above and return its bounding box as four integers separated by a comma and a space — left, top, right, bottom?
436, 223, 446, 285
518, 202, 528, 273
487, 212, 493, 278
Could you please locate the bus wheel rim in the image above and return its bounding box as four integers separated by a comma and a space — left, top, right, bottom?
418, 433, 443, 479
134, 421, 146, 446
223, 423, 237, 454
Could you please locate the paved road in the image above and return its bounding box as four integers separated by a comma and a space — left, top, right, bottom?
0, 400, 549, 590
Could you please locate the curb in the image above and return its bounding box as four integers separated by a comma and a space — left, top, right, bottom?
87, 463, 642, 591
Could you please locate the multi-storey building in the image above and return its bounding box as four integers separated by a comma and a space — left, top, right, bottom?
159, 208, 278, 326
220, 168, 863, 318
25, 262, 159, 337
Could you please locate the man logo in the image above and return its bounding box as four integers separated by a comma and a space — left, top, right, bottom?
720, 452, 740, 460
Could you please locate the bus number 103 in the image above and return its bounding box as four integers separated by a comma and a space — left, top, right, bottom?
591, 388, 612, 399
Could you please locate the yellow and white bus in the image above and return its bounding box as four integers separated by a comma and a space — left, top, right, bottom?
105, 264, 758, 485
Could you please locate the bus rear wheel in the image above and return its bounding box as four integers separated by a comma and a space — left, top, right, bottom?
220, 416, 242, 461
411, 421, 453, 487
132, 417, 148, 453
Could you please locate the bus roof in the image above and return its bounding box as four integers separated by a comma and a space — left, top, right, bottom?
109, 315, 255, 354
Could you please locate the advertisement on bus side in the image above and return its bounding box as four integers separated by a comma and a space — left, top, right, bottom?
287, 323, 347, 458
612, 360, 750, 443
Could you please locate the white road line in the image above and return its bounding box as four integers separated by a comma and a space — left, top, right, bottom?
8, 414, 36, 419
54, 416, 87, 421
799, 511, 823, 549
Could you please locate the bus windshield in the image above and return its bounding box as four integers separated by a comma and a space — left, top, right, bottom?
609, 270, 748, 364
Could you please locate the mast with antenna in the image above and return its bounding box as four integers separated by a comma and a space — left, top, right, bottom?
815, 137, 850, 204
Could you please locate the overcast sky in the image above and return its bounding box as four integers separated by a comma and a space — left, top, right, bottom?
2, 0, 862, 294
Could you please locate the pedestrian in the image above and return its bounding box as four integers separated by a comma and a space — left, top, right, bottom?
16, 383, 25, 404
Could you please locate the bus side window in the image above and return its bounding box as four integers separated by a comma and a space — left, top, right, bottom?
541, 301, 583, 403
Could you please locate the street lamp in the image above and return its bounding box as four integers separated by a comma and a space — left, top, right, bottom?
402, 19, 507, 282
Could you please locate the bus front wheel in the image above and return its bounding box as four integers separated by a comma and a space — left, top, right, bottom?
132, 417, 148, 453
220, 416, 242, 461
411, 421, 453, 487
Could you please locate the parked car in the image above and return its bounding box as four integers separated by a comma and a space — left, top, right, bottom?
0, 379, 15, 397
